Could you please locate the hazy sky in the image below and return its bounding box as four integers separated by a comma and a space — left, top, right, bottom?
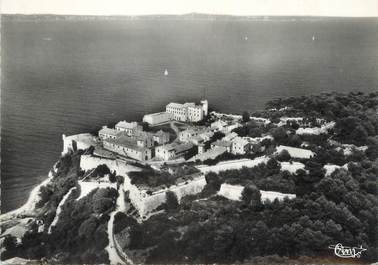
2, 0, 378, 17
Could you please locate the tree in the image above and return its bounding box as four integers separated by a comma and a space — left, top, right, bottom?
3, 235, 17, 252
114, 212, 137, 234
211, 131, 225, 142
108, 174, 116, 183
165, 191, 179, 210
366, 144, 378, 160
267, 158, 281, 171
242, 184, 261, 207
116, 175, 124, 185
276, 149, 291, 162
242, 111, 250, 123
79, 216, 98, 238
205, 172, 222, 191
93, 198, 114, 214
37, 185, 53, 208
95, 164, 111, 178
271, 127, 288, 144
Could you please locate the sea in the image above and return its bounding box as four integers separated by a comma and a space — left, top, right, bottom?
1, 17, 378, 213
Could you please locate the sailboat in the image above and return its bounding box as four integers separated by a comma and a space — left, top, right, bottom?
164, 69, 168, 76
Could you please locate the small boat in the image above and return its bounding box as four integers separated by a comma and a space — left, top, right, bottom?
312, 35, 316, 41
245, 36, 248, 41
164, 69, 168, 76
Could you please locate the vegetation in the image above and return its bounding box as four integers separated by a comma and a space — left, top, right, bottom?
2, 151, 116, 264
129, 164, 200, 189
36, 151, 82, 209
3, 92, 378, 264
117, 92, 378, 264
121, 159, 377, 263
128, 169, 176, 188
242, 111, 250, 123
264, 91, 378, 145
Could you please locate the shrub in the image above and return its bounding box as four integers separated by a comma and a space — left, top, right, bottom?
276, 149, 291, 162
108, 174, 116, 183
114, 212, 138, 234
36, 185, 53, 208
165, 191, 179, 210
94, 164, 111, 178
242, 184, 261, 205
79, 216, 98, 238
242, 111, 250, 123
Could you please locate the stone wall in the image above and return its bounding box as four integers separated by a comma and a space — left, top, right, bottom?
218, 183, 296, 202
62, 133, 98, 155
218, 184, 244, 201
80, 155, 206, 218
123, 174, 206, 217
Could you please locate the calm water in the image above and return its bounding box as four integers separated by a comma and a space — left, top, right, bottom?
1, 18, 378, 212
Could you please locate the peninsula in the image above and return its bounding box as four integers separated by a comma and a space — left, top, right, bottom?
1, 92, 377, 265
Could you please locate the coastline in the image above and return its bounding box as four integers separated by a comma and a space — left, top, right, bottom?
0, 176, 52, 222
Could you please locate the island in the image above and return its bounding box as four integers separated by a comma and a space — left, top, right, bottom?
1, 91, 377, 265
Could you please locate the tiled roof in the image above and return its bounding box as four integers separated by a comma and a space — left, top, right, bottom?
99, 127, 120, 136
158, 143, 176, 151
158, 143, 193, 153
175, 143, 194, 153
104, 136, 147, 152
232, 137, 250, 146
166, 102, 184, 108
145, 112, 170, 117
212, 140, 232, 148
115, 121, 139, 129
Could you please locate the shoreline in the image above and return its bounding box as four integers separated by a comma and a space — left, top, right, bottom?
0, 177, 52, 222
0, 163, 58, 222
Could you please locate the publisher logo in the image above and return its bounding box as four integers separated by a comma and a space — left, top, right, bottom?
329, 243, 367, 258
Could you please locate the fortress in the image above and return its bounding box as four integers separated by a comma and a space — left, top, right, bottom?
79, 155, 206, 218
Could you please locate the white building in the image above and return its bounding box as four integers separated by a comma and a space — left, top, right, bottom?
223, 132, 238, 141
231, 137, 250, 155
166, 100, 208, 122
210, 120, 228, 131
143, 112, 173, 125
198, 131, 214, 142
187, 105, 204, 122
166, 102, 190, 122
179, 128, 199, 142
152, 130, 170, 145
189, 131, 214, 146
223, 123, 242, 133
98, 126, 120, 140
103, 134, 153, 161
211, 140, 232, 152
155, 143, 194, 161
155, 144, 176, 161
115, 121, 142, 136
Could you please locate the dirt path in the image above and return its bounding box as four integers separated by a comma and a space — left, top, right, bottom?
106, 184, 134, 265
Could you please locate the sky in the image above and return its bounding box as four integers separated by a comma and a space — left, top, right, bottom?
2, 0, 378, 17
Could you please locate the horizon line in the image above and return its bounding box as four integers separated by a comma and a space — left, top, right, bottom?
3, 12, 378, 18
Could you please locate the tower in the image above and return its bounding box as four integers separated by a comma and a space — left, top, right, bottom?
200, 99, 208, 117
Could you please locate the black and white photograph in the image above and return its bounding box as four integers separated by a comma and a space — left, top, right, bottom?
1, 1, 378, 264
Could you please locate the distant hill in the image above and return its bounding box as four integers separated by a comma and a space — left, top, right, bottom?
2, 13, 376, 22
